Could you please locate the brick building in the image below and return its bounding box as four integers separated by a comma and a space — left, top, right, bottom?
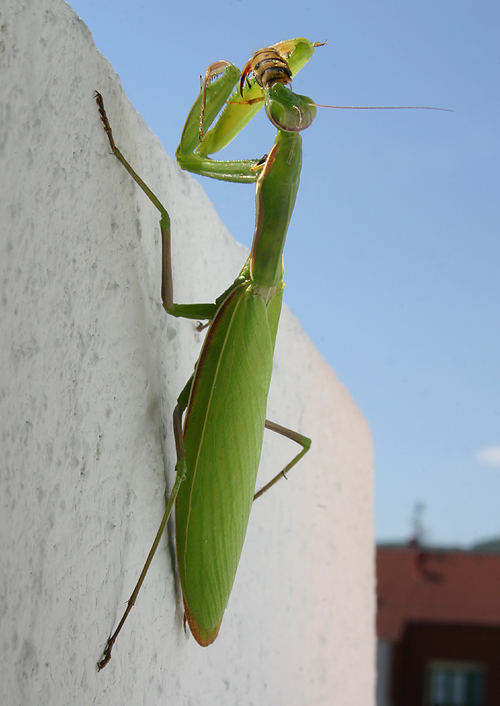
376, 540, 500, 706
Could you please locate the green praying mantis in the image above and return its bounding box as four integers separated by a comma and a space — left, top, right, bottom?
95, 38, 450, 669
96, 37, 321, 669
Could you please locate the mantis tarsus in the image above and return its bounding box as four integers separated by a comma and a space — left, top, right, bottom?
96, 37, 320, 669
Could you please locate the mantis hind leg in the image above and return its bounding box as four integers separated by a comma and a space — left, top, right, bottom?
253, 420, 311, 500
97, 380, 192, 671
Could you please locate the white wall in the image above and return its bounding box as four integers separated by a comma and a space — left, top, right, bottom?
0, 1, 375, 703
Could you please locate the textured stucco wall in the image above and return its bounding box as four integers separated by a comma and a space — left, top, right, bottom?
0, 1, 375, 703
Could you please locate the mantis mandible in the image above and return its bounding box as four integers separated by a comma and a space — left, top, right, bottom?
96, 37, 321, 669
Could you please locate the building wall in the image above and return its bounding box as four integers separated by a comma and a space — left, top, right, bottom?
392, 623, 500, 706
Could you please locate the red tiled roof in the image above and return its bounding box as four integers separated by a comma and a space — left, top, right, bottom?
376, 545, 500, 641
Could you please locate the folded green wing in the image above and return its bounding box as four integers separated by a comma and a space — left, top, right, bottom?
176, 281, 282, 645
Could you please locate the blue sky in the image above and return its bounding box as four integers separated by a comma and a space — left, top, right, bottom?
70, 0, 500, 547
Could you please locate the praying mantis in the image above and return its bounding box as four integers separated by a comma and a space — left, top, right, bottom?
96, 36, 450, 669
96, 37, 321, 669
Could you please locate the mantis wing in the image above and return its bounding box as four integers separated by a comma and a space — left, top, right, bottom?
176, 280, 283, 645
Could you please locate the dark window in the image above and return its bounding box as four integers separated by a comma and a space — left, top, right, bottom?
427, 661, 486, 706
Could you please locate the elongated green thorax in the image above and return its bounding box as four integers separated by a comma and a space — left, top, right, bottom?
250, 130, 301, 287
